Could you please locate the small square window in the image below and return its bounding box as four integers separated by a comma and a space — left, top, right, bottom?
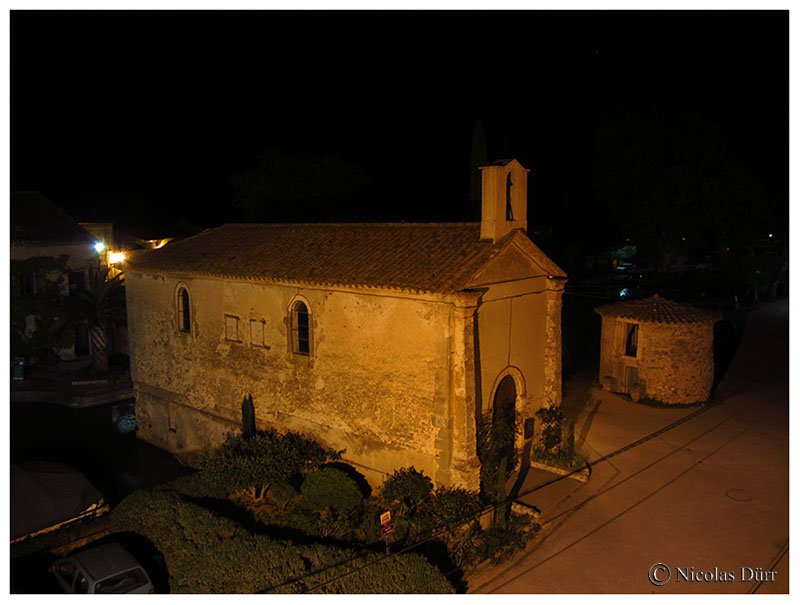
225, 315, 241, 342
249, 319, 268, 348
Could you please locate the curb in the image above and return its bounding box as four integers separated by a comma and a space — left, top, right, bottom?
528, 460, 591, 483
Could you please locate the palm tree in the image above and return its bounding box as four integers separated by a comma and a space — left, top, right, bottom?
65, 267, 127, 371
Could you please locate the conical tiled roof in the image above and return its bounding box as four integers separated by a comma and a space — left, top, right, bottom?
595, 294, 722, 324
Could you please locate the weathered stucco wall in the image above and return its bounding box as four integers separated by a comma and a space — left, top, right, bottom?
599, 317, 715, 404
126, 271, 478, 487
475, 275, 563, 448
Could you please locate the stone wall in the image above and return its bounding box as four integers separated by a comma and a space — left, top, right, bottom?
599, 317, 715, 404
126, 254, 564, 489
126, 271, 478, 488
638, 321, 715, 404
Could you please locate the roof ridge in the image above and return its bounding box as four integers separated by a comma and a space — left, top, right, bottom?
217, 222, 481, 228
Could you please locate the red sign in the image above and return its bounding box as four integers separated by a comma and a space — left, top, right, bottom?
380, 510, 392, 526
381, 522, 395, 538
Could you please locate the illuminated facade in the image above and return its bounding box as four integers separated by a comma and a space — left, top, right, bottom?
125, 160, 567, 488
596, 295, 721, 404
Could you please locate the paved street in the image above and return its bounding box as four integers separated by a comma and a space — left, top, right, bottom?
468, 298, 789, 594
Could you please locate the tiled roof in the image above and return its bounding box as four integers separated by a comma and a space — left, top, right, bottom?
11, 191, 94, 245
595, 294, 722, 324
125, 222, 518, 294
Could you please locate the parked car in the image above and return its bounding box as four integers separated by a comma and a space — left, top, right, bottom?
49, 542, 154, 594
10, 461, 109, 544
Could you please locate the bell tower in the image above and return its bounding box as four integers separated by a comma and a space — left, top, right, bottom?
479, 159, 529, 242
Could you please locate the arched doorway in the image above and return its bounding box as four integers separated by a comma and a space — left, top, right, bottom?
492, 375, 517, 464
479, 374, 519, 515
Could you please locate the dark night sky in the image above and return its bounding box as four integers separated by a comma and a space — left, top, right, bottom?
10, 10, 788, 249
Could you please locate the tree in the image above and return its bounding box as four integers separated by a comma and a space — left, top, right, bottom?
241, 394, 256, 439
196, 428, 340, 504
10, 255, 75, 362
476, 406, 519, 508
594, 108, 769, 273
60, 267, 127, 371
230, 148, 371, 223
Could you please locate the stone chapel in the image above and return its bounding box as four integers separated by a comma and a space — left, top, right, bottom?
124, 159, 567, 489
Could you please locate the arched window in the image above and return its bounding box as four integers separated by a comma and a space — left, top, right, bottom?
291, 301, 310, 355
505, 172, 515, 221
624, 323, 638, 357
177, 287, 191, 333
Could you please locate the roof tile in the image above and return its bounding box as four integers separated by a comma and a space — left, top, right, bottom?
126, 222, 507, 294
595, 294, 722, 324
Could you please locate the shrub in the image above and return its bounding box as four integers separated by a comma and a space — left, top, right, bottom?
535, 405, 565, 454
196, 428, 340, 502
465, 512, 540, 567
109, 489, 310, 593
424, 486, 481, 530
296, 547, 455, 594
110, 488, 454, 593
158, 469, 229, 499
476, 410, 519, 504
301, 467, 363, 512
267, 481, 299, 511
241, 394, 256, 439
380, 467, 433, 514
532, 415, 586, 469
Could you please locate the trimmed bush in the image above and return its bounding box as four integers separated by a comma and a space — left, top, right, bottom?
241, 394, 256, 439
267, 481, 299, 511
301, 467, 363, 512
196, 428, 340, 501
380, 467, 433, 514
109, 488, 453, 593
423, 486, 481, 530
297, 547, 455, 594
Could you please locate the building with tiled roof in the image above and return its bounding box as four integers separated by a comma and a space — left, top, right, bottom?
124, 159, 567, 489
595, 295, 722, 404
127, 221, 566, 293
11, 191, 95, 245
10, 192, 101, 362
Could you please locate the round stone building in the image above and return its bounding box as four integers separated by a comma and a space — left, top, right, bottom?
595, 295, 722, 405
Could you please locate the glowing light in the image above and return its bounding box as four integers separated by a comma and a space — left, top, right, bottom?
769, 233, 774, 238
94, 241, 106, 253
108, 251, 126, 264
619, 288, 629, 298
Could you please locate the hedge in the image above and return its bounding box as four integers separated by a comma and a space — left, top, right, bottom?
109, 488, 454, 593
